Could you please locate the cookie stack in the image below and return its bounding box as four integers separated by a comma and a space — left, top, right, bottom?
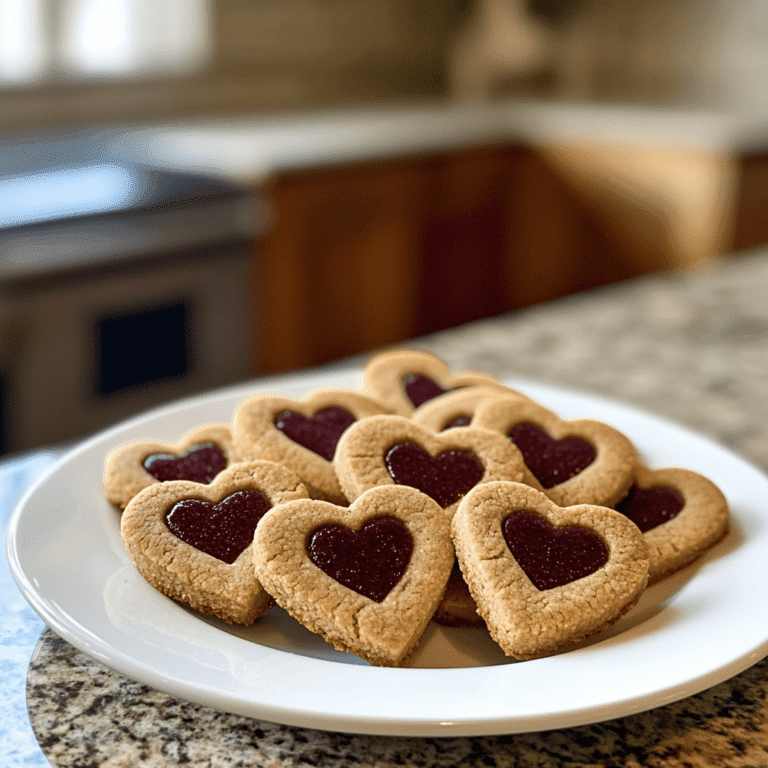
108, 349, 729, 666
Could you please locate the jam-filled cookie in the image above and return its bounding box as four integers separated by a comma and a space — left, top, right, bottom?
471, 396, 637, 507
452, 481, 649, 660
104, 424, 239, 510
253, 485, 454, 666
334, 414, 533, 518
232, 388, 390, 504
120, 460, 308, 625
362, 348, 511, 416
613, 463, 729, 582
412, 386, 532, 433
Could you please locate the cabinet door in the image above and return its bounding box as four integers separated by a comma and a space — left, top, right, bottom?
256, 159, 428, 374
416, 145, 517, 335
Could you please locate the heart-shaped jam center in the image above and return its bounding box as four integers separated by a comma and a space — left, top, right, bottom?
165, 490, 270, 564
307, 516, 413, 602
616, 485, 684, 532
502, 511, 609, 590
143, 442, 226, 484
507, 423, 596, 489
402, 374, 449, 408
384, 442, 484, 507
274, 407, 356, 461
443, 414, 471, 429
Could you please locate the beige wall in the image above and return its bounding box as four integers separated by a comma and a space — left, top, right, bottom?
0, 0, 462, 134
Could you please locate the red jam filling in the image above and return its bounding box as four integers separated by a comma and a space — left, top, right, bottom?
502, 511, 609, 590
307, 516, 413, 602
143, 442, 226, 484
274, 407, 356, 461
164, 490, 271, 564
402, 374, 448, 408
443, 414, 471, 429
384, 441, 484, 507
507, 423, 596, 489
615, 485, 685, 532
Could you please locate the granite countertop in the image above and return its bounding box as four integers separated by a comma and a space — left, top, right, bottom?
4, 96, 768, 284
100, 98, 768, 186
7, 247, 768, 766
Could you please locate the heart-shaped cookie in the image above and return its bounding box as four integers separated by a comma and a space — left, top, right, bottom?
120, 461, 308, 624
362, 349, 513, 416
613, 464, 729, 582
232, 388, 390, 503
471, 396, 637, 507
104, 423, 239, 510
452, 481, 649, 659
334, 414, 533, 517
252, 485, 454, 666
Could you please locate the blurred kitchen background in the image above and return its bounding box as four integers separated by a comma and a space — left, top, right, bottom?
1, 0, 767, 455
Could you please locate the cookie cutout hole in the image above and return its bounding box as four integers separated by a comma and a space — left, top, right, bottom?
274, 407, 356, 461
384, 442, 484, 507
616, 485, 685, 532
502, 511, 609, 590
402, 374, 449, 408
507, 423, 596, 489
165, 490, 271, 564
144, 442, 226, 484
443, 414, 472, 429
307, 516, 413, 602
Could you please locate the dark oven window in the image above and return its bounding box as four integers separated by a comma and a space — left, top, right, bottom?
95, 300, 191, 396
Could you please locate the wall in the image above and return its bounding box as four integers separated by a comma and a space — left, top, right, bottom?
450, 0, 768, 110
0, 0, 462, 134
7, 0, 768, 136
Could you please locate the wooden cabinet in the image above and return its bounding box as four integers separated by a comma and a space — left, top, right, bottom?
253, 144, 682, 375
732, 152, 768, 252
256, 156, 428, 373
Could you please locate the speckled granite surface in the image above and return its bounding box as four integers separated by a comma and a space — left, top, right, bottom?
26, 630, 768, 768
1, 451, 62, 768
22, 247, 768, 767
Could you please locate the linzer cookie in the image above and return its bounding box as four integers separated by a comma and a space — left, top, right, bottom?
613, 463, 729, 582
121, 460, 308, 625
472, 396, 637, 507
452, 481, 649, 660
252, 485, 454, 666
232, 389, 389, 504
362, 349, 511, 416
104, 424, 239, 510
334, 414, 532, 517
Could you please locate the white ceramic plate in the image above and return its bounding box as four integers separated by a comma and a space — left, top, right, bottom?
7, 365, 768, 737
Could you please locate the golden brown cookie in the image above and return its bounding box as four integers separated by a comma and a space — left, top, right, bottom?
411, 386, 532, 433
452, 481, 649, 660
612, 463, 729, 582
334, 414, 532, 518
252, 485, 454, 666
120, 460, 308, 625
362, 348, 511, 416
232, 388, 390, 504
471, 396, 637, 507
104, 423, 239, 510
